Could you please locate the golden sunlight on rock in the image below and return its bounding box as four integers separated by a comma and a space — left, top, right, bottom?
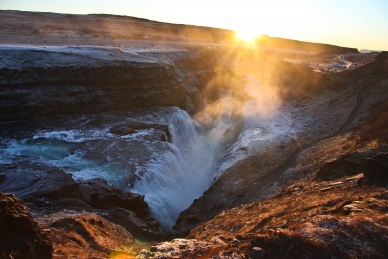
1, 7, 387, 259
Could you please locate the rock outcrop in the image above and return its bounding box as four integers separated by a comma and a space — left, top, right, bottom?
315, 153, 363, 180
0, 47, 189, 122
0, 163, 78, 202
362, 152, 388, 185
44, 213, 133, 259
139, 238, 227, 259
0, 192, 53, 259
0, 163, 160, 236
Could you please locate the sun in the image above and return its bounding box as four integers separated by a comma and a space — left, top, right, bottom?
236, 29, 260, 43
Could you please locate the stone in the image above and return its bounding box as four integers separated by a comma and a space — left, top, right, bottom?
106, 208, 160, 238
316, 156, 361, 181
0, 173, 6, 183
0, 192, 53, 259
46, 213, 133, 259
251, 247, 266, 258
362, 152, 388, 185
147, 238, 226, 259
110, 122, 171, 142
88, 185, 152, 220
343, 201, 364, 215
0, 163, 78, 201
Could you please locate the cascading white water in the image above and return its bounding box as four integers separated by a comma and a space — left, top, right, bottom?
130, 103, 233, 229
0, 95, 235, 230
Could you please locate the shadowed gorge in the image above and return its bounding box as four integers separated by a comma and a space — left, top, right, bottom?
0, 9, 387, 259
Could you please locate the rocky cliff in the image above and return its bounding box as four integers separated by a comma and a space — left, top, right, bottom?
256, 35, 359, 54
0, 47, 210, 122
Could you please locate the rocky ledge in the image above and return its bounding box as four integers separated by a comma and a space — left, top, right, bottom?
0, 46, 220, 122
0, 162, 160, 238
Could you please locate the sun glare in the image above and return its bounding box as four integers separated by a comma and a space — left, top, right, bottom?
236, 29, 260, 43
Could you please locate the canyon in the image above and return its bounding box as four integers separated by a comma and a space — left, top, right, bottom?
1, 10, 388, 259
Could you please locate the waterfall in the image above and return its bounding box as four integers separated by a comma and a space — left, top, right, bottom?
0, 101, 235, 230
131, 109, 220, 229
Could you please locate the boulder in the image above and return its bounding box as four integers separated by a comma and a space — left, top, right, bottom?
0, 173, 6, 183
76, 178, 155, 220
106, 208, 160, 238
46, 213, 133, 259
251, 247, 266, 259
0, 192, 53, 259
90, 191, 151, 219
316, 157, 361, 180
147, 237, 227, 259
110, 122, 171, 142
362, 152, 388, 185
0, 163, 78, 202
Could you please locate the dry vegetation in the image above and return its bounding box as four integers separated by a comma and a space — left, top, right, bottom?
188, 182, 388, 258
144, 52, 388, 258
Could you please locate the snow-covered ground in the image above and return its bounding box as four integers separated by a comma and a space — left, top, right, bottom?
0, 44, 194, 69
213, 76, 306, 179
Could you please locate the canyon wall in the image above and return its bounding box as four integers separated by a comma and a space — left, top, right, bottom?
0, 47, 219, 122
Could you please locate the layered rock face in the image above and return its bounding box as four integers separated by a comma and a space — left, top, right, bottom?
0, 47, 217, 122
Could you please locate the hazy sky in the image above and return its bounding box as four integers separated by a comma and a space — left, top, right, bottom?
1, 0, 387, 50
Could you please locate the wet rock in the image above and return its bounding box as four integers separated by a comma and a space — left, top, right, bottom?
0, 192, 53, 259
0, 163, 78, 201
66, 178, 160, 233
0, 173, 6, 183
90, 191, 152, 219
50, 198, 92, 210
77, 178, 154, 220
34, 197, 51, 207
251, 247, 266, 258
110, 122, 171, 142
72, 178, 118, 204
107, 208, 160, 238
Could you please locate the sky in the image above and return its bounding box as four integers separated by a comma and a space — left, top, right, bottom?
1, 0, 388, 50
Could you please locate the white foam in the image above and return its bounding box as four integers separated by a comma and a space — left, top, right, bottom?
131, 106, 232, 229
32, 128, 114, 142
0, 106, 234, 230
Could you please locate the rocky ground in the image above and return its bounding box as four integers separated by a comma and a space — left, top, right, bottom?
174, 55, 359, 233
137, 52, 388, 258
1, 10, 388, 259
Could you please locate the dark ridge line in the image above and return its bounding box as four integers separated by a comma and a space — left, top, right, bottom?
232, 75, 361, 207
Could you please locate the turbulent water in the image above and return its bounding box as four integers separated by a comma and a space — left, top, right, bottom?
0, 74, 288, 230
0, 102, 234, 229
